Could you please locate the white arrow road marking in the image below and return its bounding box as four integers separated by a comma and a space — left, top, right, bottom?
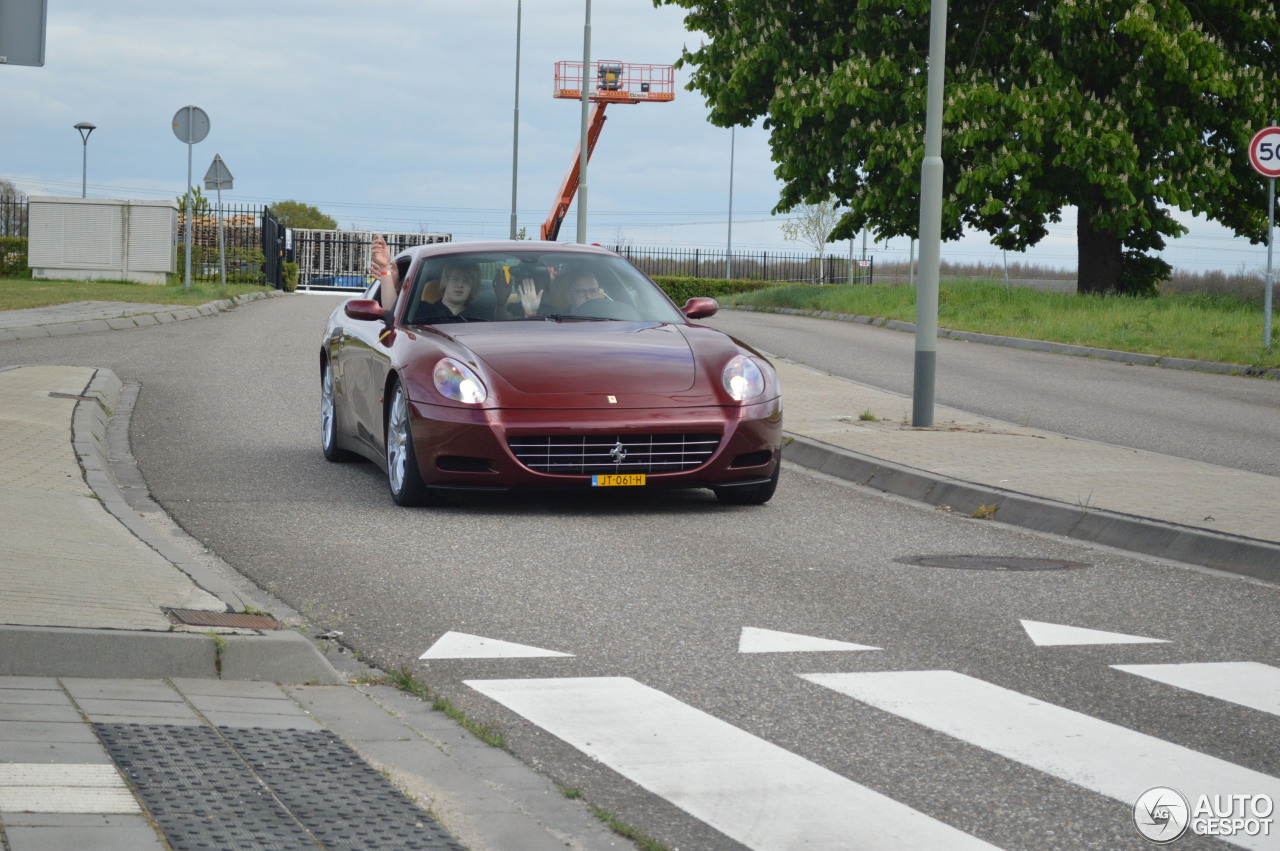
1020, 619, 1168, 646
0, 763, 139, 813
801, 670, 1280, 851
420, 631, 573, 660
466, 676, 999, 851
1113, 662, 1280, 717
738, 626, 879, 654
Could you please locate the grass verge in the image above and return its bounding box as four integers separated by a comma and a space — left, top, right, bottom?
0, 276, 273, 312
586, 803, 668, 851
362, 667, 505, 748
722, 279, 1280, 370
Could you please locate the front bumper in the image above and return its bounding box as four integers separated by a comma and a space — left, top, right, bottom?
408, 398, 783, 490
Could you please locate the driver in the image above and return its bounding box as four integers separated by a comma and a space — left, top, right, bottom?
419, 261, 482, 318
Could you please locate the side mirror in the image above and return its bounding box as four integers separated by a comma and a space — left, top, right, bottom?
682, 297, 719, 320
344, 298, 388, 323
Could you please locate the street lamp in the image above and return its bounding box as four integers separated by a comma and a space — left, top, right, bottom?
74, 122, 95, 198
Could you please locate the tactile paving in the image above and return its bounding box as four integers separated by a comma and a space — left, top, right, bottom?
219, 727, 464, 851
93, 723, 463, 850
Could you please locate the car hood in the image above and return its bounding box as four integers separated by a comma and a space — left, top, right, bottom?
449, 321, 697, 395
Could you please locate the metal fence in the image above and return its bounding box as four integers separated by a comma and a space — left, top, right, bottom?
1, 199, 27, 238
177, 203, 273, 285
608, 245, 874, 285
291, 230, 452, 291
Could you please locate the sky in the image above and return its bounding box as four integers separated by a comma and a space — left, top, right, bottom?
0, 0, 1273, 278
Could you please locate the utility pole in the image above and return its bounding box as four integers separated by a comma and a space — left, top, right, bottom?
576, 0, 592, 244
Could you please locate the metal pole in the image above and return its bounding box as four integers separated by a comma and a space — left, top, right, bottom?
726, 127, 735, 279
509, 0, 522, 240
912, 0, 947, 427
576, 0, 592, 244
1267, 176, 1275, 349
216, 185, 226, 289
184, 106, 193, 289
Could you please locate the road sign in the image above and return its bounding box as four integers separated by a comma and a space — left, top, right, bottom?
203, 155, 233, 190
1248, 127, 1280, 179
0, 0, 47, 67
172, 106, 210, 145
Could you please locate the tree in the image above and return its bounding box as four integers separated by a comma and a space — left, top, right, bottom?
175, 185, 211, 215
658, 1, 1280, 295
779, 199, 842, 260
269, 200, 337, 230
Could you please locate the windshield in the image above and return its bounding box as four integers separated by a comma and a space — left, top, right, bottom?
403, 252, 687, 325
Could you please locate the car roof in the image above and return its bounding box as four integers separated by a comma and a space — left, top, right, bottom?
399, 240, 619, 261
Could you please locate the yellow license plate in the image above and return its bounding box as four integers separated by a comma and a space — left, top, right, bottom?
592, 474, 646, 487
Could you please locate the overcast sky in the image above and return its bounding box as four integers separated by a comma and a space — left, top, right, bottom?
0, 0, 1270, 276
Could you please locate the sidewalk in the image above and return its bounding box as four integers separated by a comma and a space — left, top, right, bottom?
0, 299, 1277, 849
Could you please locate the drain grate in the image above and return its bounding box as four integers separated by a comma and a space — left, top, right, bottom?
94, 723, 464, 850
166, 608, 280, 630
895, 554, 1091, 571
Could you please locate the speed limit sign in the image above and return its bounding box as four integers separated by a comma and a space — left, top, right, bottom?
1248, 126, 1280, 178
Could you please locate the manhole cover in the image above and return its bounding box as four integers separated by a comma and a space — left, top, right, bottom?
895, 555, 1090, 572
166, 608, 280, 630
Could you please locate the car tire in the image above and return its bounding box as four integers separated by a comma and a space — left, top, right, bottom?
713, 461, 780, 506
385, 378, 447, 507
321, 360, 352, 462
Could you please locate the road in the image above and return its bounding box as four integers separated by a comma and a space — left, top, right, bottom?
2, 296, 1277, 850
704, 309, 1280, 476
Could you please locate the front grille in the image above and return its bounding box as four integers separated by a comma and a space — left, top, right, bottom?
508, 433, 721, 476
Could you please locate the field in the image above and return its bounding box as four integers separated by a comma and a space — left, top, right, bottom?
721, 268, 1278, 370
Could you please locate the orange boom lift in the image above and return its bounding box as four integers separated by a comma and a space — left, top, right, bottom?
540, 61, 674, 242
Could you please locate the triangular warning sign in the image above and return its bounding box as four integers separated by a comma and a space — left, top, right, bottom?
738, 627, 879, 654
1020, 619, 1168, 647
420, 631, 573, 660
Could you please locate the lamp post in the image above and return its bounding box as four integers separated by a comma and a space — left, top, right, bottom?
74, 122, 95, 198
726, 127, 735, 279
510, 0, 522, 240
912, 0, 947, 427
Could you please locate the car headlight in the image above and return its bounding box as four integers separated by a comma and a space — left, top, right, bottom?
722, 355, 765, 402
433, 358, 487, 404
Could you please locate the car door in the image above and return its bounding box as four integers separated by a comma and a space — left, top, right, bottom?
338, 280, 396, 458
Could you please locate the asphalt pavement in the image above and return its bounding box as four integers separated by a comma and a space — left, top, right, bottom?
0, 295, 1276, 850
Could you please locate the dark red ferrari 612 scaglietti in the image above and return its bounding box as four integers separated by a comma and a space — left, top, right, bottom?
320, 240, 782, 506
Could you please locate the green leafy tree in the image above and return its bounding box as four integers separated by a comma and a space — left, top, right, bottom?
269, 200, 337, 230
659, 0, 1280, 295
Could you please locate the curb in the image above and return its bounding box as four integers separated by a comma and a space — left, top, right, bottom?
0, 362, 344, 684
782, 433, 1280, 584
0, 289, 287, 342
729, 305, 1280, 380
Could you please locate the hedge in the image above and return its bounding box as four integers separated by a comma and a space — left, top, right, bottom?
0, 237, 28, 278
651, 275, 778, 305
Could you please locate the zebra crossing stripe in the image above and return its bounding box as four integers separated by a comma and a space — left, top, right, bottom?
1112, 662, 1280, 717
466, 676, 999, 851
801, 670, 1280, 851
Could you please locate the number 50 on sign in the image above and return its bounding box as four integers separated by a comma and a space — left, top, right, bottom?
1249, 127, 1280, 178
